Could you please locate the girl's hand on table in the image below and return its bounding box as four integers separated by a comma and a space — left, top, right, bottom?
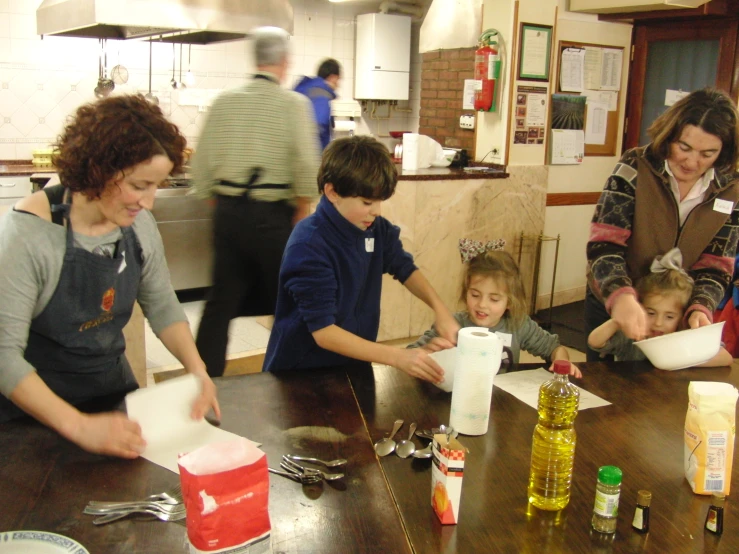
420, 336, 455, 353
394, 348, 444, 384
72, 412, 145, 459
547, 360, 582, 379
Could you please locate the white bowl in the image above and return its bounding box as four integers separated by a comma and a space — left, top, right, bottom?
634, 321, 725, 370
430, 158, 452, 167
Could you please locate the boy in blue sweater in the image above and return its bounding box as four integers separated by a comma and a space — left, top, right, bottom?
263, 136, 459, 383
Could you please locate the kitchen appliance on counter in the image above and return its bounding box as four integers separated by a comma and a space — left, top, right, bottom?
151, 186, 214, 291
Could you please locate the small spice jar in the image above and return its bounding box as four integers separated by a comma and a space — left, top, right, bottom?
705, 493, 725, 535
592, 466, 623, 534
631, 490, 651, 533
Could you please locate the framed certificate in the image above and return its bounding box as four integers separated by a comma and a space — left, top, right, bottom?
518, 23, 553, 82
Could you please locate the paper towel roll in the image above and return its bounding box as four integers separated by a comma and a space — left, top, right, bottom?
334, 119, 356, 132
449, 327, 503, 435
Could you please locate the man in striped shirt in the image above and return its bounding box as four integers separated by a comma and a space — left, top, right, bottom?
191, 26, 321, 377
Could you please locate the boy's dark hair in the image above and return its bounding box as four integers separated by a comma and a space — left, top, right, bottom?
318, 136, 398, 200
317, 58, 341, 80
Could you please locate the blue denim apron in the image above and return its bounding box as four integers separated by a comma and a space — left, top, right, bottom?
0, 186, 142, 421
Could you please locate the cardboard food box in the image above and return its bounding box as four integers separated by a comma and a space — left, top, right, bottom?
431, 434, 466, 524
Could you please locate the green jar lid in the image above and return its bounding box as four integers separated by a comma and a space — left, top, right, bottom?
598, 465, 622, 485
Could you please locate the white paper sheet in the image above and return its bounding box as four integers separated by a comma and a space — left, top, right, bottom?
582, 89, 618, 112
665, 88, 690, 107
525, 93, 547, 127
463, 79, 481, 110
430, 347, 457, 392
585, 102, 608, 145
550, 130, 584, 165
560, 48, 584, 92
494, 368, 611, 411
126, 374, 259, 474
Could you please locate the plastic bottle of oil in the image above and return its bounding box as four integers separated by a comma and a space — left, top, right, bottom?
527, 360, 580, 510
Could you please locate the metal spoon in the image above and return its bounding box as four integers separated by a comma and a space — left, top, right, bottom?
285, 454, 347, 468
412, 443, 433, 459
396, 422, 417, 459
374, 419, 404, 457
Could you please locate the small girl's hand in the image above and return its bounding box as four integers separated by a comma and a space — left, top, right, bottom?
547, 360, 582, 379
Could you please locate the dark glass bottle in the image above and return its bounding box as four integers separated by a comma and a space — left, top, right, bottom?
705, 493, 725, 535
631, 490, 651, 533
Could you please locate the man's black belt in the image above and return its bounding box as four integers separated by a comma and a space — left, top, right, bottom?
218, 167, 288, 191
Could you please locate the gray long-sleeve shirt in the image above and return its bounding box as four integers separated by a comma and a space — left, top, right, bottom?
0, 208, 186, 397
407, 311, 561, 370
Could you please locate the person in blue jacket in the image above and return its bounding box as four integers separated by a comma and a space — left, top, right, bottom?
294, 59, 341, 150
263, 136, 460, 383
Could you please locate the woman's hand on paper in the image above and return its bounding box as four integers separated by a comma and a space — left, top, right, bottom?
421, 336, 455, 353
191, 373, 221, 422
71, 412, 145, 459
394, 348, 444, 384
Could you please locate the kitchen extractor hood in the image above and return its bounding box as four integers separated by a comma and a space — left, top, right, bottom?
36, 0, 294, 44
569, 0, 710, 14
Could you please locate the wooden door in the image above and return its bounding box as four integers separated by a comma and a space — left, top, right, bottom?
625, 19, 738, 150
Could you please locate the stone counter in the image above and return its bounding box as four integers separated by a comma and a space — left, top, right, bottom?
397, 165, 508, 181
0, 161, 55, 176
377, 166, 546, 342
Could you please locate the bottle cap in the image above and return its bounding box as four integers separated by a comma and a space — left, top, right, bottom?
553, 360, 570, 375
597, 465, 623, 486
711, 493, 726, 507
637, 490, 652, 506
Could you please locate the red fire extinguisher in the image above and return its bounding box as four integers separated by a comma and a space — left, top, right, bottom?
474, 29, 501, 113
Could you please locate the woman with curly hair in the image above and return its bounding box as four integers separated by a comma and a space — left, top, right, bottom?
0, 95, 219, 458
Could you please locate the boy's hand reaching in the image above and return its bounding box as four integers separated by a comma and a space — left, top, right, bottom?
394, 348, 445, 384
420, 336, 455, 353
434, 311, 461, 346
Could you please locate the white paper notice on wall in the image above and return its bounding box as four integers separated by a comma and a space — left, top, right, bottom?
463, 79, 481, 110
585, 102, 608, 145
550, 130, 584, 165
665, 89, 690, 107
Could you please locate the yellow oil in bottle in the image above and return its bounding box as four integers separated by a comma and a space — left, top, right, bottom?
527, 363, 579, 510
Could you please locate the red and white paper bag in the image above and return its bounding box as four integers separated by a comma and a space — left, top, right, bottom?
178, 438, 271, 553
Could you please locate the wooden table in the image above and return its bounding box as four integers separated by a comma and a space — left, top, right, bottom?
1, 360, 737, 553
348, 361, 739, 554
0, 366, 410, 554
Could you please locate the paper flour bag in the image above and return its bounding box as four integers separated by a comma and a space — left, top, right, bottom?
684, 381, 738, 496
179, 438, 271, 553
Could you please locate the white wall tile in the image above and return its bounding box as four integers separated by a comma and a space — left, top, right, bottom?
0, 0, 422, 158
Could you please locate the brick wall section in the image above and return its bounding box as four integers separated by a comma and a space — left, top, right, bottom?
419, 47, 476, 156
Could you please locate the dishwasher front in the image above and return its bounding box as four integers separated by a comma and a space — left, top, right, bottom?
151, 187, 214, 291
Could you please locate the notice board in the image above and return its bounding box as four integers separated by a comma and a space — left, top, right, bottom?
555, 40, 624, 157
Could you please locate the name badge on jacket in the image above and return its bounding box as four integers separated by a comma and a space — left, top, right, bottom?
365, 238, 375, 252
714, 198, 734, 215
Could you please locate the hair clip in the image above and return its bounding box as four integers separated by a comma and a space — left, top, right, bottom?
458, 238, 506, 263
650, 247, 686, 274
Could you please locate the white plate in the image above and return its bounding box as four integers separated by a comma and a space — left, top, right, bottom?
0, 531, 88, 553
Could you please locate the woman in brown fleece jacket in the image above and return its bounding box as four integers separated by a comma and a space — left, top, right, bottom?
585, 88, 739, 362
